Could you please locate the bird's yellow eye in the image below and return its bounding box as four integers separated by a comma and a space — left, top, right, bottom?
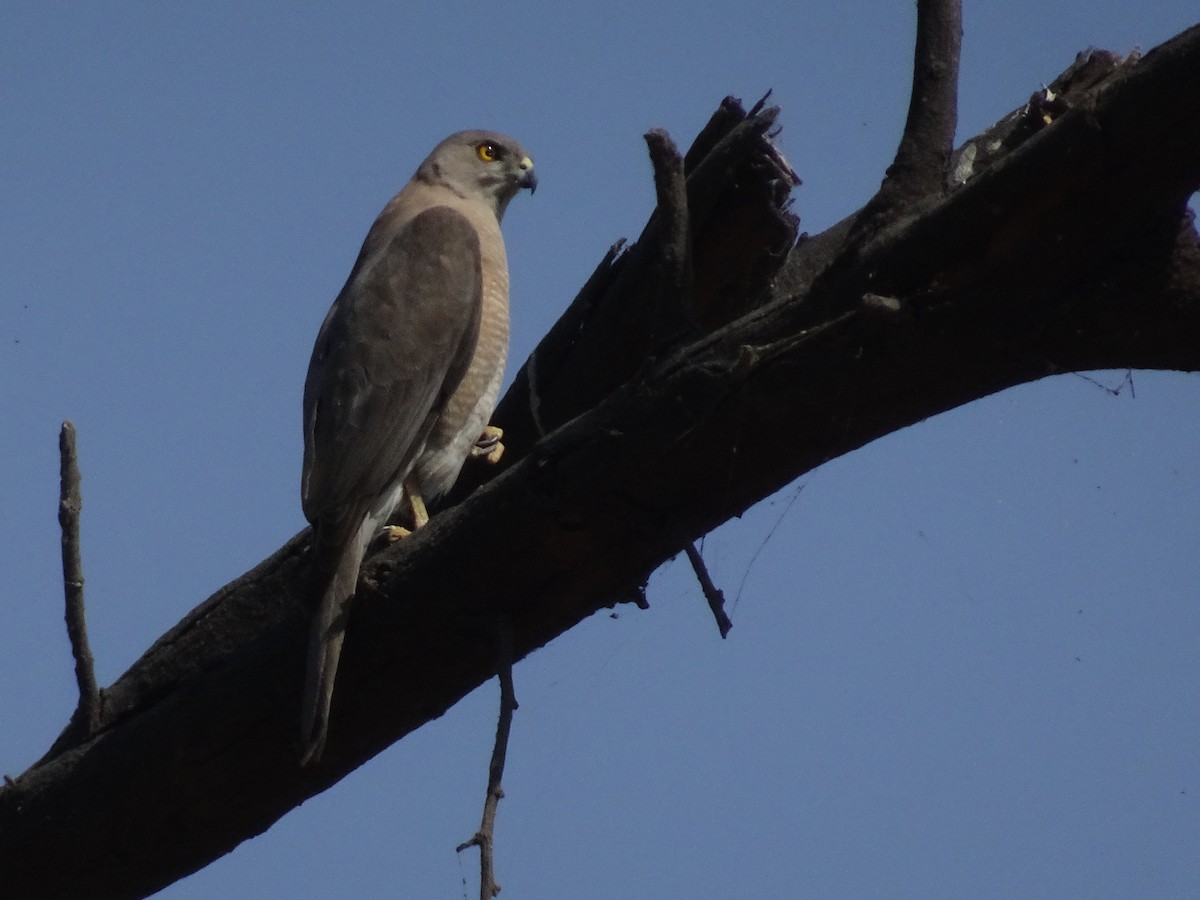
476, 142, 498, 162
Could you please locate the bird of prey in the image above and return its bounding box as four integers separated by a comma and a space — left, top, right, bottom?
299, 130, 536, 765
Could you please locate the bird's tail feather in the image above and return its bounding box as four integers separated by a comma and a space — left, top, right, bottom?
300, 532, 366, 766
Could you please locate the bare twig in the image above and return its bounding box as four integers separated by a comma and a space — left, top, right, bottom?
58, 421, 100, 736
684, 542, 733, 639
644, 128, 696, 342
457, 621, 518, 899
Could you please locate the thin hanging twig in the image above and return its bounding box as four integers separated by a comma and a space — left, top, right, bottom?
457, 620, 518, 899
684, 542, 733, 639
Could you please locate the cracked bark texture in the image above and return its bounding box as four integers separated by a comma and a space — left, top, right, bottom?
2, 21, 1199, 900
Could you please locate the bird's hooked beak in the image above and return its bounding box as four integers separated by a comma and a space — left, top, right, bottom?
517, 156, 537, 194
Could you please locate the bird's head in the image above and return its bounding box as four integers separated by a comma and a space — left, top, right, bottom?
419, 130, 536, 221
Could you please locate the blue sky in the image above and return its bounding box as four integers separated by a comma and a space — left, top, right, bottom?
2, 2, 1198, 898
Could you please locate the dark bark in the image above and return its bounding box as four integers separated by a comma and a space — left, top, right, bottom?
848, 0, 962, 239
2, 21, 1199, 900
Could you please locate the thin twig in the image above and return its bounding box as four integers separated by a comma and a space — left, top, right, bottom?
684, 542, 733, 639
457, 621, 518, 900
58, 421, 100, 736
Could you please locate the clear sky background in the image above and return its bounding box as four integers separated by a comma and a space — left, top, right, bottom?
2, 3, 1199, 898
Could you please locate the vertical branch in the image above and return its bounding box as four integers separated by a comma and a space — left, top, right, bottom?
892, 0, 962, 194
854, 0, 963, 233
59, 421, 100, 736
457, 621, 518, 900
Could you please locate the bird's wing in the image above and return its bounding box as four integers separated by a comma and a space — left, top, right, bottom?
301, 205, 483, 532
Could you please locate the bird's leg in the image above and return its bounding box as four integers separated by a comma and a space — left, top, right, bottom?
407, 482, 430, 528
471, 424, 504, 465
381, 477, 430, 541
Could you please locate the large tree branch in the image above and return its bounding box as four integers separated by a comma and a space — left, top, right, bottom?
2, 22, 1199, 900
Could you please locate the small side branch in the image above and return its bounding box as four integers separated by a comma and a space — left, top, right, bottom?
896, 0, 962, 190
858, 0, 963, 230
457, 621, 519, 900
684, 543, 733, 639
58, 421, 99, 736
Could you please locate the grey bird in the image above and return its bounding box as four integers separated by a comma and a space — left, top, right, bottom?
299, 130, 536, 765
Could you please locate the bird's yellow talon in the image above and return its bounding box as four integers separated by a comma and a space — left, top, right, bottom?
382, 524, 413, 541
472, 425, 505, 464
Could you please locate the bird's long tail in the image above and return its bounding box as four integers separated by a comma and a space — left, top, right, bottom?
300, 527, 368, 766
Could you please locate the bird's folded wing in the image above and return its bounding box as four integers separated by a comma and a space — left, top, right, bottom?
301, 206, 484, 527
